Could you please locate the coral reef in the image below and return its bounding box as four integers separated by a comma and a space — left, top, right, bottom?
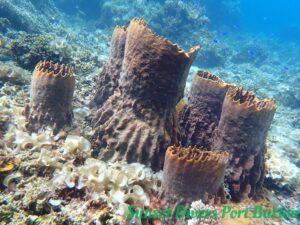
0, 0, 300, 223
0, 17, 11, 33
161, 146, 229, 205
180, 71, 231, 148
90, 26, 127, 108
0, 0, 60, 33
0, 82, 162, 224
8, 34, 71, 70
99, 0, 209, 50
0, 62, 31, 85
92, 18, 199, 171
231, 44, 268, 66
212, 87, 277, 201
25, 61, 75, 134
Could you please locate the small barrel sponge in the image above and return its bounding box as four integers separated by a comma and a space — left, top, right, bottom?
180, 71, 231, 148
92, 18, 199, 171
89, 26, 127, 108
25, 60, 75, 134
161, 146, 229, 203
212, 87, 277, 201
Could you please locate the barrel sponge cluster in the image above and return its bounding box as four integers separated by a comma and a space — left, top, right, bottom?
180, 70, 277, 201
91, 18, 199, 172
25, 60, 75, 134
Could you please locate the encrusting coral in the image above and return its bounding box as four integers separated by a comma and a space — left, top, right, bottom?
90, 26, 127, 108
179, 71, 231, 148
212, 87, 277, 201
92, 18, 199, 171
161, 146, 229, 205
25, 60, 75, 134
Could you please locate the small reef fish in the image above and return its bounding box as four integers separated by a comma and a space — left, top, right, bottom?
213, 38, 220, 44
221, 31, 228, 36
247, 50, 257, 57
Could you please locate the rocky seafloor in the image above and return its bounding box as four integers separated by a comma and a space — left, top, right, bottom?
0, 0, 299, 224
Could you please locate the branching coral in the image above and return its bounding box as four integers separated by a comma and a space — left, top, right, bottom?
212, 87, 277, 201
180, 71, 231, 148
161, 146, 229, 205
25, 60, 75, 134
92, 18, 199, 171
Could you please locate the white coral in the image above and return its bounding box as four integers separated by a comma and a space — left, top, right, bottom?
188, 200, 220, 225
52, 158, 162, 216
62, 135, 91, 159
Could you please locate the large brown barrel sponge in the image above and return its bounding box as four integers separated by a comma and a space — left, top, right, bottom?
179, 71, 231, 148
212, 87, 277, 201
161, 145, 229, 205
92, 18, 199, 171
25, 60, 75, 134
89, 26, 127, 108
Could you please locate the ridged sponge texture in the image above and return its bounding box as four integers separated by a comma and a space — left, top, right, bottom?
212, 87, 277, 200
161, 146, 229, 203
180, 71, 231, 149
90, 26, 127, 108
25, 60, 75, 134
92, 18, 199, 171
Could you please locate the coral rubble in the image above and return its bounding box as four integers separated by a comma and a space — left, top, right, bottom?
25, 61, 75, 134
180, 71, 231, 148
92, 18, 199, 171
161, 146, 229, 205
212, 87, 277, 201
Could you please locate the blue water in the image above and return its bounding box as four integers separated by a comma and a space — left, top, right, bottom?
240, 0, 300, 42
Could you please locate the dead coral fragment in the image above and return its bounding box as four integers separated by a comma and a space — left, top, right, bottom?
92, 18, 199, 171
180, 71, 231, 148
212, 87, 277, 201
161, 146, 229, 204
25, 60, 75, 134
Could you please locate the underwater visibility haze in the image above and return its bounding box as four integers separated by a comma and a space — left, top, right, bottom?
0, 0, 299, 224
